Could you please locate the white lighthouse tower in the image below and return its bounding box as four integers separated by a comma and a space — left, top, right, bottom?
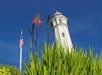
51, 11, 73, 52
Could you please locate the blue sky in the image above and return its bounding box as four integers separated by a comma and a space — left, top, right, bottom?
0, 0, 102, 68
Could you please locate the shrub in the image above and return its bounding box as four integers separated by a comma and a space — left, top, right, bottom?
0, 66, 23, 75
0, 66, 11, 75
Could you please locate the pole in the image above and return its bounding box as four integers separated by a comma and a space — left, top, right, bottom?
19, 29, 24, 71
20, 47, 22, 71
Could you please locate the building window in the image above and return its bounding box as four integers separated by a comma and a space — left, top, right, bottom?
62, 33, 65, 37
59, 19, 62, 23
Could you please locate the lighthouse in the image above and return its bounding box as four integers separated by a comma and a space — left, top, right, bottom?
51, 11, 73, 52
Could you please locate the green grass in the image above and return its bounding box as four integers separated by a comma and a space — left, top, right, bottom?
24, 43, 102, 75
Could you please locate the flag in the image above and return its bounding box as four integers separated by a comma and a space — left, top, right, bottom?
19, 37, 24, 48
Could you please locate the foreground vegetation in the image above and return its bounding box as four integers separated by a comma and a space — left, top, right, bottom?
0, 44, 102, 75
0, 65, 23, 75
25, 44, 102, 75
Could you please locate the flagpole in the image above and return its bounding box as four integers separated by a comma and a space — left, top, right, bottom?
19, 29, 24, 71
20, 47, 22, 71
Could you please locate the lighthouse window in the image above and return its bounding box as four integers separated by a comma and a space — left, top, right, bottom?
62, 33, 65, 37
59, 19, 62, 23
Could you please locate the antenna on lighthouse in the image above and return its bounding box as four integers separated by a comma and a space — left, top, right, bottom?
19, 29, 24, 71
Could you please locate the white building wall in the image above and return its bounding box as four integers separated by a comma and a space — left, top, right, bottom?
51, 11, 73, 52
